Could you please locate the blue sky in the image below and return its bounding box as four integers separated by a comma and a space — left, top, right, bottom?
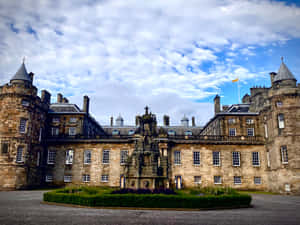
0, 0, 300, 126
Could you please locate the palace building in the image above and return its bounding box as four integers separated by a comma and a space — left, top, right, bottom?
0, 60, 299, 194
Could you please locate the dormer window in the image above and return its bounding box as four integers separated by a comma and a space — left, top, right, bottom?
112, 129, 120, 135
276, 101, 283, 107
69, 117, 77, 123
52, 118, 60, 123
246, 118, 254, 125
168, 130, 176, 136
21, 99, 29, 107
184, 130, 192, 136
228, 118, 236, 124
128, 130, 135, 135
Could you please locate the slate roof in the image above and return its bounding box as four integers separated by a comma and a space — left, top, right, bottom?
273, 61, 296, 82
49, 103, 82, 113
10, 62, 32, 82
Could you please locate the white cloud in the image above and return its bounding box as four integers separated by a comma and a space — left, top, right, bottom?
0, 0, 300, 125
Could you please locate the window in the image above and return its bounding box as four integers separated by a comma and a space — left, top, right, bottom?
82, 174, 90, 182
280, 146, 288, 164
252, 152, 260, 166
16, 146, 23, 162
52, 118, 60, 123
229, 128, 236, 136
64, 175, 72, 183
51, 127, 59, 136
36, 151, 40, 166
69, 127, 76, 136
264, 124, 268, 138
19, 119, 27, 133
254, 177, 261, 185
21, 99, 29, 106
193, 151, 200, 165
102, 150, 110, 164
267, 151, 270, 167
232, 152, 240, 166
101, 175, 109, 182
112, 129, 120, 135
128, 130, 135, 135
228, 118, 236, 124
278, 114, 285, 129
1, 142, 8, 154
194, 176, 201, 184
39, 128, 43, 143
214, 176, 222, 184
84, 150, 91, 164
184, 131, 193, 136
213, 151, 220, 166
174, 151, 181, 165
247, 128, 254, 136
276, 101, 283, 107
246, 118, 254, 124
168, 130, 176, 136
47, 150, 56, 164
234, 176, 242, 185
120, 150, 128, 165
65, 150, 74, 164
45, 175, 53, 182
69, 117, 77, 123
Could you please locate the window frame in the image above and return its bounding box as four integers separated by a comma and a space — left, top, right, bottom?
193, 151, 200, 165
278, 114, 285, 129
84, 150, 92, 164
16, 146, 24, 163
247, 128, 255, 136
228, 118, 236, 124
64, 175, 72, 183
214, 176, 222, 184
68, 127, 76, 136
213, 151, 220, 166
82, 174, 90, 183
102, 150, 110, 164
252, 152, 260, 166
194, 176, 201, 184
120, 150, 128, 165
51, 127, 59, 136
234, 176, 242, 185
280, 146, 288, 164
19, 118, 27, 134
101, 174, 109, 182
21, 99, 30, 107
65, 149, 74, 165
254, 177, 261, 185
246, 118, 254, 125
232, 151, 240, 167
229, 128, 236, 136
174, 151, 181, 165
47, 150, 56, 165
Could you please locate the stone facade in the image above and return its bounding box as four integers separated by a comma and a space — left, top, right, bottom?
0, 60, 299, 194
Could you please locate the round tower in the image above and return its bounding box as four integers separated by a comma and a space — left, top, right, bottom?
0, 61, 50, 190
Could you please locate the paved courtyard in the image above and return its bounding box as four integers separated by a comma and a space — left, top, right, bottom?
0, 191, 300, 225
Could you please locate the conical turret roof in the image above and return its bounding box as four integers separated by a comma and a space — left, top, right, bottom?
10, 62, 32, 82
273, 60, 296, 83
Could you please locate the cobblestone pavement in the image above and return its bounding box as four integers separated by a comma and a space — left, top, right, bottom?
0, 191, 300, 225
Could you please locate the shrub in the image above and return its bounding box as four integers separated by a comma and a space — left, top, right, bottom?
111, 188, 176, 195
44, 188, 251, 209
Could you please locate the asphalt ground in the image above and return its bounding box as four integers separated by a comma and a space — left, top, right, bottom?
0, 191, 300, 225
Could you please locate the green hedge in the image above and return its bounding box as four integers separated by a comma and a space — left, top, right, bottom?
44, 191, 251, 209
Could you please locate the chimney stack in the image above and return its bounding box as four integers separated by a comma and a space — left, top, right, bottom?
214, 95, 220, 115
135, 115, 140, 127
83, 95, 90, 114
163, 115, 170, 126
41, 90, 51, 105
62, 97, 69, 103
110, 116, 114, 127
57, 93, 63, 103
192, 116, 196, 127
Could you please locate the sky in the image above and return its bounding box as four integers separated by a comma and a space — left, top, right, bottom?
0, 0, 300, 126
